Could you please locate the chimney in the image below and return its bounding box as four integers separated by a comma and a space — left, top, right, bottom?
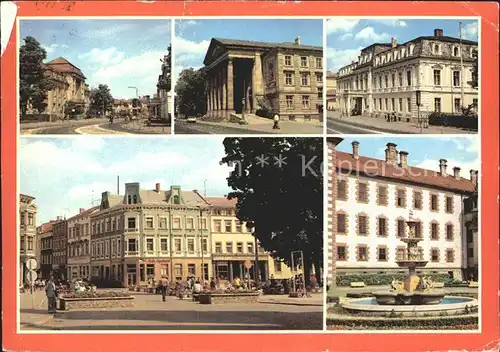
351, 141, 359, 160
295, 36, 300, 45
385, 143, 398, 165
453, 167, 461, 179
439, 159, 448, 176
79, 208, 85, 214
470, 169, 478, 186
399, 151, 409, 168
434, 28, 443, 37
155, 183, 161, 193
391, 37, 397, 48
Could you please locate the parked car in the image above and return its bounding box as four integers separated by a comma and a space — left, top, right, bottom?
186, 116, 197, 123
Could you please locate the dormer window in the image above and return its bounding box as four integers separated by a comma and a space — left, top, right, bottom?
127, 195, 132, 204
133, 195, 138, 204
409, 44, 415, 55
433, 44, 440, 54
453, 46, 459, 57
173, 195, 180, 204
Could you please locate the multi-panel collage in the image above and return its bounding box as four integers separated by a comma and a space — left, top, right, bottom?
18, 16, 480, 333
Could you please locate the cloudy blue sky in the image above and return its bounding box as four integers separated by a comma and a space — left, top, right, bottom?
20, 19, 171, 99
174, 19, 323, 82
326, 18, 479, 72
337, 136, 480, 176
20, 137, 232, 224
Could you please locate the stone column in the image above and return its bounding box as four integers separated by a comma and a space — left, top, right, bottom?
206, 80, 211, 112
227, 58, 234, 111
222, 66, 227, 110
367, 68, 373, 114
252, 53, 263, 113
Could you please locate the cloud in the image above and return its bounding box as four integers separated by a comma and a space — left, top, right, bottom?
81, 24, 137, 39
354, 27, 391, 42
451, 137, 479, 154
78, 47, 126, 66
42, 43, 68, 54
372, 19, 408, 27
340, 33, 353, 41
173, 36, 211, 82
325, 19, 360, 34
327, 46, 363, 72
462, 22, 478, 40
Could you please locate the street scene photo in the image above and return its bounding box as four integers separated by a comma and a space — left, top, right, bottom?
173, 19, 324, 134
326, 19, 479, 134
19, 136, 324, 330
19, 19, 172, 135
326, 137, 480, 330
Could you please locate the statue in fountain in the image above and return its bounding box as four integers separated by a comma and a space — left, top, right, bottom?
390, 278, 405, 293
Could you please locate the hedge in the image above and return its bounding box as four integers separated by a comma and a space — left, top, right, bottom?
336, 273, 449, 287
428, 112, 478, 130
62, 291, 131, 299
326, 315, 478, 330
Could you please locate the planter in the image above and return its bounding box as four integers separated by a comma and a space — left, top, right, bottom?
198, 294, 212, 304
59, 296, 135, 310
198, 292, 260, 304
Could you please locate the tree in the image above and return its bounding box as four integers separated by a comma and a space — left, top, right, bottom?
220, 138, 323, 287
89, 84, 113, 117
469, 48, 478, 89
175, 68, 207, 117
157, 44, 171, 91
19, 36, 53, 115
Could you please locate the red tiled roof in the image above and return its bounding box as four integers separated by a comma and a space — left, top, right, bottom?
336, 151, 475, 193
326, 72, 338, 78
67, 206, 100, 221
38, 220, 57, 233
205, 197, 237, 208
45, 57, 86, 78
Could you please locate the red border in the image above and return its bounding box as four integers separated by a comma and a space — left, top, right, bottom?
2, 2, 499, 351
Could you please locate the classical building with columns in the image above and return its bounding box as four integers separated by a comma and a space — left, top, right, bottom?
336, 28, 478, 121
332, 140, 478, 281
203, 37, 323, 119
19, 194, 38, 284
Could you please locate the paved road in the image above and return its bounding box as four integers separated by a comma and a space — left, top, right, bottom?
175, 120, 272, 135
327, 118, 393, 134
23, 121, 153, 135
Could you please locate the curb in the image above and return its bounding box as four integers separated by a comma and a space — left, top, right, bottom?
259, 300, 323, 307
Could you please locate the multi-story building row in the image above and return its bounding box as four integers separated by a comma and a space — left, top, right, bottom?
203, 37, 323, 119
19, 194, 38, 284
336, 29, 478, 120
326, 72, 339, 110
327, 140, 478, 285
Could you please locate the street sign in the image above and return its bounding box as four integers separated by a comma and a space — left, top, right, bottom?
26, 270, 37, 283
244, 260, 253, 269
25, 258, 37, 270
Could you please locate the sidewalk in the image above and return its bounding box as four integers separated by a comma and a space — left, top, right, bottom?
259, 294, 323, 306
20, 118, 109, 130
328, 115, 476, 134
198, 120, 323, 134
19, 290, 55, 328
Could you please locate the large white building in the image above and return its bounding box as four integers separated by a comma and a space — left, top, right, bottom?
336, 28, 478, 120
333, 141, 477, 281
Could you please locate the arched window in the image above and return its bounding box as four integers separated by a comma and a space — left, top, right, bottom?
173, 195, 180, 204
453, 47, 459, 56
133, 195, 138, 204
127, 195, 131, 204
434, 44, 439, 54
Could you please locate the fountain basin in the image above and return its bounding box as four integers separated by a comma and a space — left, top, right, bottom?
373, 290, 446, 305
342, 296, 478, 317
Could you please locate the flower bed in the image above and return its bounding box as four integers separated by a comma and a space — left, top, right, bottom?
198, 290, 261, 304
59, 291, 134, 310
336, 273, 449, 287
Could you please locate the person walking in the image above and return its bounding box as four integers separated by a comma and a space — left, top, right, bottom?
272, 113, 280, 130
45, 276, 57, 314
160, 276, 169, 302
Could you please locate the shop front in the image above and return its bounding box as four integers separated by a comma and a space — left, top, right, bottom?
212, 255, 269, 283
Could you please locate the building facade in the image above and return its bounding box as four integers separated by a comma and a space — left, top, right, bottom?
203, 37, 323, 119
326, 72, 339, 110
463, 176, 479, 280
52, 218, 68, 280
67, 206, 99, 281
336, 29, 478, 120
334, 141, 477, 280
19, 194, 37, 284
37, 221, 55, 279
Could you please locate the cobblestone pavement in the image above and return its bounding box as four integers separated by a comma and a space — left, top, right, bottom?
21, 292, 322, 331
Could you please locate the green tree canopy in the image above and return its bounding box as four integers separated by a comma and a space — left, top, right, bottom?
89, 84, 114, 116
220, 138, 323, 286
19, 36, 53, 115
175, 68, 207, 117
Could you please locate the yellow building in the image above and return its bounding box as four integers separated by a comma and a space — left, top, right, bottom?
326, 72, 338, 110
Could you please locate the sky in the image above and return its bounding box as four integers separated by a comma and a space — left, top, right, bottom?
174, 19, 323, 83
20, 137, 233, 225
326, 18, 479, 72
20, 19, 171, 99
337, 136, 480, 176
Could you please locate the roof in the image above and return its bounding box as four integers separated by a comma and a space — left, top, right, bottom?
38, 221, 57, 233
213, 38, 322, 51
45, 57, 86, 79
205, 197, 237, 208
412, 35, 477, 46
67, 206, 100, 221
326, 72, 338, 78
336, 151, 475, 193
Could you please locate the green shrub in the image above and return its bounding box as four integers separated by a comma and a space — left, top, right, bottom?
326, 316, 478, 330
336, 273, 449, 287
62, 291, 131, 299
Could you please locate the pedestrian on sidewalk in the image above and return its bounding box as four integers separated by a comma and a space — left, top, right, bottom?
45, 276, 57, 314
272, 113, 280, 130
160, 276, 169, 302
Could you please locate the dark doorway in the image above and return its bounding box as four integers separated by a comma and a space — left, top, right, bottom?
233, 59, 253, 113
352, 97, 363, 115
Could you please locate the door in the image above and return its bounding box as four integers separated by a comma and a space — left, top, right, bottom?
127, 273, 136, 286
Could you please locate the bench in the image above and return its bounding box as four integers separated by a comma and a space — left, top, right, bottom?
468, 281, 479, 288
432, 282, 445, 288
350, 282, 366, 288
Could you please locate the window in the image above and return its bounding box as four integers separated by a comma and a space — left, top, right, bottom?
127, 217, 136, 229
453, 47, 459, 56
434, 44, 439, 54
431, 223, 439, 240
337, 213, 346, 233
337, 245, 346, 260
202, 238, 208, 252
453, 71, 460, 87
186, 218, 194, 229
316, 73, 323, 83
302, 95, 310, 109
146, 264, 154, 276
316, 57, 322, 68
415, 221, 422, 238
173, 195, 180, 204
358, 215, 368, 235
187, 239, 195, 253
285, 72, 293, 85
391, 98, 395, 111
391, 73, 395, 87
300, 56, 308, 67
236, 242, 243, 253
358, 183, 368, 202
145, 238, 154, 252
173, 217, 181, 229
446, 249, 454, 263
337, 180, 347, 200
396, 247, 406, 260
378, 247, 387, 261
214, 220, 222, 232
175, 238, 182, 252
174, 264, 183, 280
247, 242, 254, 253
133, 195, 138, 204
188, 264, 196, 276
284, 55, 292, 66
215, 242, 222, 253
434, 98, 441, 112
446, 224, 454, 240
396, 189, 406, 207
398, 98, 403, 112
407, 98, 412, 113
117, 239, 121, 255
398, 72, 403, 86
224, 220, 232, 232
159, 217, 167, 229
128, 239, 137, 252
406, 70, 411, 86
445, 196, 453, 213
145, 217, 153, 229
385, 98, 388, 110
160, 238, 168, 251
201, 218, 207, 230
433, 70, 441, 86
357, 246, 368, 261
20, 236, 25, 250
431, 249, 439, 262
267, 61, 275, 81
376, 185, 387, 205
378, 217, 387, 236
397, 219, 406, 237
235, 221, 242, 232
454, 98, 461, 113
431, 194, 439, 211
20, 212, 25, 225
274, 259, 282, 272
467, 247, 474, 258
286, 95, 294, 109
301, 73, 309, 86
28, 213, 34, 225
226, 242, 233, 253
384, 75, 388, 87
413, 191, 423, 209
